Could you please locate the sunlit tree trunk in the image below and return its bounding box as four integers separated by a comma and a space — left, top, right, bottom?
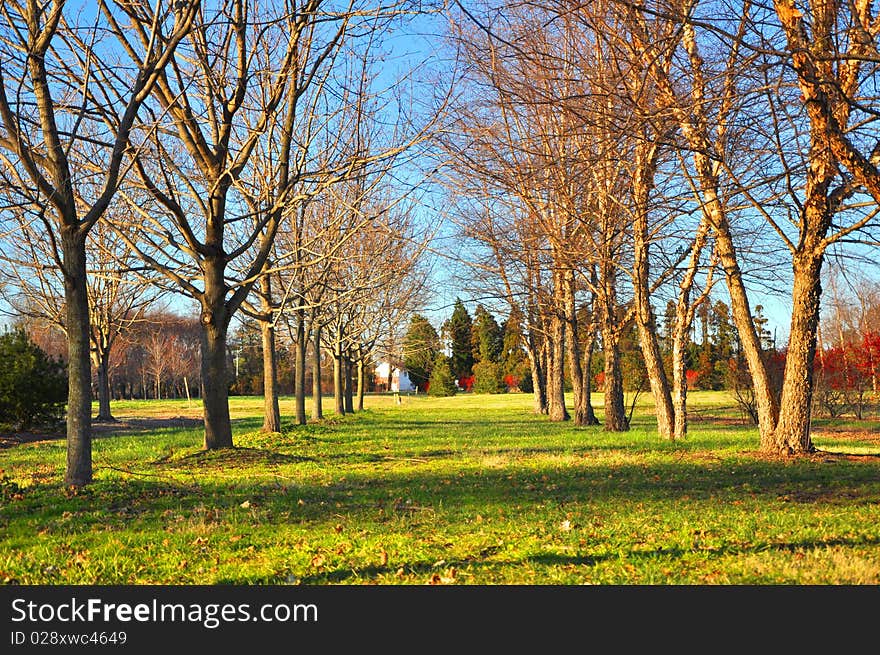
62, 232, 93, 485
294, 303, 307, 425
259, 274, 280, 433
312, 324, 323, 420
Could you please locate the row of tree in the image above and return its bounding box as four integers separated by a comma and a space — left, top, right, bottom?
0, 0, 441, 486
437, 0, 880, 454
3, 0, 880, 488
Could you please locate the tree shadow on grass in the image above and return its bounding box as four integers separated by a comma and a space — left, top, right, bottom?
162, 447, 316, 469
9, 453, 880, 528
225, 534, 880, 585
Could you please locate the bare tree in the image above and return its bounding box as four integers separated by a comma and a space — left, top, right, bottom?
0, 0, 197, 485
766, 0, 880, 452
0, 215, 160, 421
115, 0, 435, 447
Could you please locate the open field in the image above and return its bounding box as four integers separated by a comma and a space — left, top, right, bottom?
1, 391, 879, 584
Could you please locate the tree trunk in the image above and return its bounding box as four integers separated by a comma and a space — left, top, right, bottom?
62, 232, 93, 486
631, 140, 674, 438
357, 357, 365, 411
260, 317, 281, 433
712, 215, 779, 447
259, 272, 281, 432
200, 264, 233, 450
671, 322, 689, 442
333, 338, 345, 416
312, 324, 323, 420
344, 355, 354, 414
773, 251, 824, 454
526, 334, 548, 415
94, 348, 115, 422
633, 202, 674, 438
583, 337, 598, 425
547, 310, 569, 422
635, 301, 674, 439
563, 272, 590, 425
294, 308, 307, 425
602, 337, 628, 432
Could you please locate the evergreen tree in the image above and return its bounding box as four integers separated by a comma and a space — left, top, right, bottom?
710, 300, 735, 361
0, 329, 67, 430
500, 307, 530, 386
471, 304, 503, 364
403, 314, 440, 392
753, 305, 775, 351
472, 360, 506, 393
443, 298, 474, 379
427, 353, 457, 396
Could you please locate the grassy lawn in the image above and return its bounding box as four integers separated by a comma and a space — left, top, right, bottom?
1, 391, 879, 585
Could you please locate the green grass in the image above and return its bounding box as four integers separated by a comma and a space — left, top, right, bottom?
1, 391, 879, 585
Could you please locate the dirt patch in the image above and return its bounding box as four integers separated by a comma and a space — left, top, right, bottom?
98, 416, 204, 434
0, 429, 65, 448
0, 415, 203, 449
784, 487, 880, 504
164, 447, 310, 469
812, 428, 880, 444
741, 448, 880, 464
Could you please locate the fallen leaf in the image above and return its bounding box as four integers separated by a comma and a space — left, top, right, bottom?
240, 500, 251, 509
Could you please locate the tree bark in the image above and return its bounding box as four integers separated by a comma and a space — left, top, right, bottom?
62, 232, 93, 486
312, 324, 323, 420
333, 337, 345, 416
259, 273, 280, 432
94, 348, 115, 422
260, 318, 281, 432
711, 210, 780, 447
200, 261, 233, 450
357, 357, 365, 411
633, 272, 674, 439
564, 272, 591, 425
527, 338, 548, 414
294, 307, 307, 425
632, 148, 674, 438
598, 256, 628, 432
344, 355, 355, 414
774, 251, 824, 454
583, 335, 598, 425
602, 337, 628, 432
671, 315, 689, 442
547, 309, 570, 422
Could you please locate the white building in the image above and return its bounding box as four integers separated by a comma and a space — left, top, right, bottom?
374, 361, 415, 392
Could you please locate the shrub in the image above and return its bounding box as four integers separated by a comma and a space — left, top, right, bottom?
472, 361, 506, 394
0, 329, 67, 430
427, 354, 457, 397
